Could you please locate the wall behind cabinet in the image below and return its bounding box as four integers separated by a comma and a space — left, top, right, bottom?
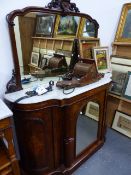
0, 0, 131, 98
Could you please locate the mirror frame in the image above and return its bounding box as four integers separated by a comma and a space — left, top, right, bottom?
6, 0, 99, 93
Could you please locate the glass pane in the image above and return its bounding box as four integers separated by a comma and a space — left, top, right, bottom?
82, 19, 95, 37
76, 101, 99, 155
13, 13, 78, 89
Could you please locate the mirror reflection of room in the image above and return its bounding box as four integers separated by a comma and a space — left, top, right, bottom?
76, 101, 99, 155
13, 11, 98, 88
82, 19, 96, 37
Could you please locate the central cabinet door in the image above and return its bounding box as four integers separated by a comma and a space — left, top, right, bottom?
14, 108, 54, 175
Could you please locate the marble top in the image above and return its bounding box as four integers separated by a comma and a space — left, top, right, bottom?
0, 99, 13, 120
4, 73, 112, 105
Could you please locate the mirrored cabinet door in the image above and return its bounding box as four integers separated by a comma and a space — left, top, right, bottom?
76, 101, 99, 155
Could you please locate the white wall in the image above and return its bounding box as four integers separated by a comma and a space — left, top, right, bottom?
0, 0, 131, 98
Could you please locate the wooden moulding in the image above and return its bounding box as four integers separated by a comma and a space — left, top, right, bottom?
53, 40, 63, 50
33, 37, 74, 52
107, 93, 131, 127
112, 42, 131, 59
106, 94, 120, 127
118, 100, 131, 116
39, 39, 47, 49
47, 40, 54, 50
79, 38, 100, 59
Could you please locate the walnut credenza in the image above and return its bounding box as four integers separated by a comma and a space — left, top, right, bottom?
5, 75, 111, 175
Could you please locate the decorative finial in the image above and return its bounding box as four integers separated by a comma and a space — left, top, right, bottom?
46, 0, 80, 12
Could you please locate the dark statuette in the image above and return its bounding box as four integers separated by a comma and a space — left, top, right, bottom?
6, 70, 21, 93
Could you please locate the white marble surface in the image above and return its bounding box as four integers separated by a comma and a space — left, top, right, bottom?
4, 73, 112, 105
22, 76, 60, 89
0, 99, 13, 120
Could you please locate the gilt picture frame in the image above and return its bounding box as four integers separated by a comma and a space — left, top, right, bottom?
112, 110, 131, 138
92, 46, 111, 73
77, 18, 96, 38
115, 3, 131, 42
55, 15, 80, 38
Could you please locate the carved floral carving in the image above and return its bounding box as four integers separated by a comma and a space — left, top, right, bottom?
46, 0, 80, 12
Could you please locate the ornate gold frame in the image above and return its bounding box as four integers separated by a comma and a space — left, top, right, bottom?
78, 17, 96, 39
77, 17, 85, 37
54, 14, 80, 38
115, 3, 131, 42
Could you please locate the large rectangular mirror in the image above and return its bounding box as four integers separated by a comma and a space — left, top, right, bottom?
6, 6, 99, 92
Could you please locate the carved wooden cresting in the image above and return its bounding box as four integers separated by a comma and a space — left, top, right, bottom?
46, 0, 80, 12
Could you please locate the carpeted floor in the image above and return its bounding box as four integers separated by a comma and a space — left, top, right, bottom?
73, 128, 131, 175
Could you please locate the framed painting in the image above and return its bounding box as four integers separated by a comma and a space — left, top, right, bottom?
112, 110, 131, 138
109, 71, 127, 96
122, 71, 131, 100
81, 18, 96, 38
92, 47, 111, 73
55, 15, 80, 38
30, 52, 39, 67
35, 14, 56, 37
39, 54, 47, 69
115, 3, 131, 42
83, 20, 95, 37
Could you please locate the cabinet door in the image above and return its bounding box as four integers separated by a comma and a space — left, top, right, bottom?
14, 108, 54, 175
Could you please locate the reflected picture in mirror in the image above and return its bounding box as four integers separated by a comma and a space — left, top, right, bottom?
39, 54, 47, 69
30, 52, 40, 66
57, 15, 80, 37
35, 14, 56, 37
85, 101, 99, 121
82, 19, 95, 37
92, 46, 110, 73
76, 101, 99, 155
